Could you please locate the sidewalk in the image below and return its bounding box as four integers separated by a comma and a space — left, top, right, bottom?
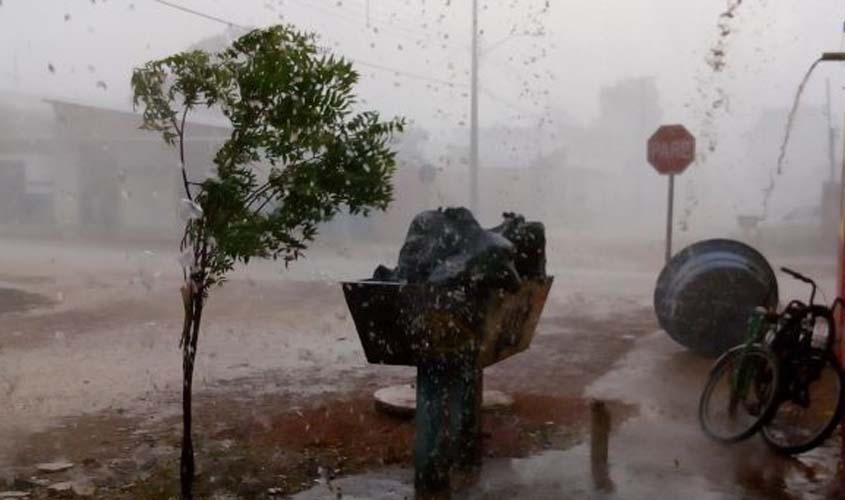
294, 331, 841, 500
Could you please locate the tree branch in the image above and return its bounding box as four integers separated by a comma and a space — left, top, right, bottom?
171, 106, 194, 202
244, 180, 276, 208
179, 107, 194, 201
253, 188, 282, 215
251, 152, 342, 215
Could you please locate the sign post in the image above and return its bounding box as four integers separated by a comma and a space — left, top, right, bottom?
647, 124, 696, 263
665, 174, 675, 263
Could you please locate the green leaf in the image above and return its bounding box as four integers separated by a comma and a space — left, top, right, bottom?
131, 24, 405, 286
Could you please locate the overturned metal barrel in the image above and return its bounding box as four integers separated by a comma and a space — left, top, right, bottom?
654, 239, 778, 357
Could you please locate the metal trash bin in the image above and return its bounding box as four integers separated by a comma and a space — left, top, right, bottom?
343, 277, 553, 496
343, 278, 552, 368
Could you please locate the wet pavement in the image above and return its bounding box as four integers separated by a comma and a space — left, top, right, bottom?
295, 330, 842, 500
2, 238, 841, 498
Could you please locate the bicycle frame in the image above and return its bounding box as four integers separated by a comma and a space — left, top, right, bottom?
730, 309, 774, 409
702, 268, 845, 450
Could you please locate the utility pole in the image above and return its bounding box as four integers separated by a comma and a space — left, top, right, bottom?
827, 78, 837, 181
829, 19, 845, 468
466, 5, 545, 215
469, 0, 480, 214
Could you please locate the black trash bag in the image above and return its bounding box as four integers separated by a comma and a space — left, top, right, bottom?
373, 207, 545, 291
489, 212, 546, 279
372, 264, 397, 282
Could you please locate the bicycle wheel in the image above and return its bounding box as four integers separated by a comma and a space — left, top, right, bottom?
699, 344, 780, 443
762, 354, 844, 454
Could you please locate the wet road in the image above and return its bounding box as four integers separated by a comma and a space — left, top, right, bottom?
1, 237, 840, 497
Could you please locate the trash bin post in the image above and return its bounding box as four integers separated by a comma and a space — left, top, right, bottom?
414, 353, 483, 498
414, 359, 454, 498
450, 356, 483, 479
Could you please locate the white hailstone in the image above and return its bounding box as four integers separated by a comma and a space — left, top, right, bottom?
179, 198, 204, 221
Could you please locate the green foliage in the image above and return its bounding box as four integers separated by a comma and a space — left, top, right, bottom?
132, 25, 404, 288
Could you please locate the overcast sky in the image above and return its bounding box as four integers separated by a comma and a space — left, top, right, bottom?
1, 1, 845, 223
1, 1, 843, 125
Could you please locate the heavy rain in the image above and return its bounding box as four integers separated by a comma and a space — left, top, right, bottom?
1, 1, 845, 499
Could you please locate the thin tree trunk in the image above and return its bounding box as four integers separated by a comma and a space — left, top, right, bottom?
180, 284, 205, 500
180, 338, 194, 500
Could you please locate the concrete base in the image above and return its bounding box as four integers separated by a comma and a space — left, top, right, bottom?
374, 384, 514, 418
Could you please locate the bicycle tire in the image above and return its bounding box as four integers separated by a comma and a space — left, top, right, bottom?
699, 344, 780, 443
761, 354, 844, 455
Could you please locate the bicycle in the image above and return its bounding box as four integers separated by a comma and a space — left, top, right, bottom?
699, 267, 845, 454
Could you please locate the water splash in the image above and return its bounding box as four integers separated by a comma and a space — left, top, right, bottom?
706, 0, 744, 74
761, 58, 822, 218
681, 1, 746, 229
697, 0, 746, 155
775, 58, 821, 175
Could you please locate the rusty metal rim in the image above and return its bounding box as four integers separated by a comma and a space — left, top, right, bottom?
654, 238, 779, 349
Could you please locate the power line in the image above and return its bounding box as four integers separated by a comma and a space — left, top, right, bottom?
479, 87, 531, 114
354, 59, 464, 88
303, 0, 451, 37
146, 0, 465, 88
150, 0, 243, 28
285, 0, 467, 50
286, 0, 430, 46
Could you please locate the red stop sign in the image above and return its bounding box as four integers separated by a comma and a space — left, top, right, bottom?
647, 124, 696, 175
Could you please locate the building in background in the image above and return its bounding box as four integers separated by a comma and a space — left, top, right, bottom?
0, 76, 665, 245
0, 93, 229, 242
0, 94, 58, 229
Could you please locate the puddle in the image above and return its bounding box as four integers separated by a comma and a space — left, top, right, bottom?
0, 274, 55, 286
0, 287, 54, 315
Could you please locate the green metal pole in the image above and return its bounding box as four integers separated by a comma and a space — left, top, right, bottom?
414, 352, 484, 498
415, 360, 453, 499
450, 356, 483, 484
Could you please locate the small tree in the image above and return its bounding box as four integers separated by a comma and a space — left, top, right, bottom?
132, 25, 403, 499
